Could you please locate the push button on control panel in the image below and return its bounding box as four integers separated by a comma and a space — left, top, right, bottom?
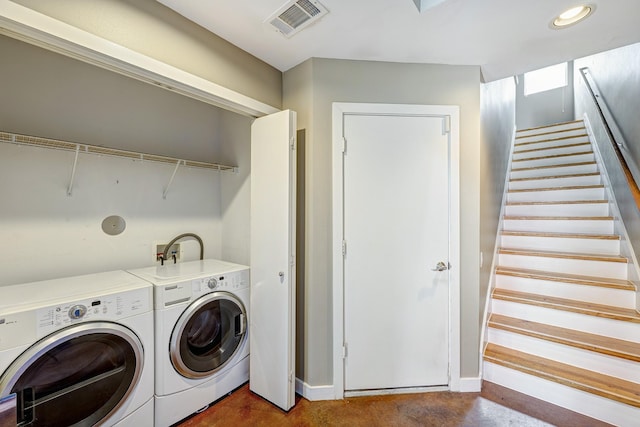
68, 304, 87, 320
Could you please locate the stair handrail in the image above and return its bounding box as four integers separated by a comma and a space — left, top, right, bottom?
578, 67, 640, 211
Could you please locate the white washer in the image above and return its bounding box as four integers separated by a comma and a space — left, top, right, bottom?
127, 259, 250, 427
0, 270, 154, 427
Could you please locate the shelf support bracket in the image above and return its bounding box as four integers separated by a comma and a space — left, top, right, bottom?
67, 144, 80, 196
163, 159, 183, 199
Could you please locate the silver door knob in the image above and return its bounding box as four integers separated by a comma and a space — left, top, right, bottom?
279, 271, 285, 278
431, 261, 450, 271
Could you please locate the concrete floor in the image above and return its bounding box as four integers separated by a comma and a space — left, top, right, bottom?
177, 381, 610, 426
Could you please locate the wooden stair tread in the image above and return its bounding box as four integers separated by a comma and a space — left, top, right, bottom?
510, 172, 600, 182
506, 199, 608, 206
503, 215, 613, 221
495, 266, 635, 290
501, 230, 620, 240
516, 120, 584, 133
489, 314, 640, 362
499, 247, 627, 263
508, 184, 604, 193
512, 150, 593, 163
514, 134, 589, 147
516, 122, 585, 139
492, 288, 640, 323
514, 142, 591, 155
511, 161, 596, 172
484, 343, 640, 408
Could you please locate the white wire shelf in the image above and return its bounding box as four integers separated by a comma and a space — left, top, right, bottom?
0, 130, 237, 198
0, 131, 236, 171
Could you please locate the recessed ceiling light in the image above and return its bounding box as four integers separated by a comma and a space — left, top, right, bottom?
551, 5, 595, 29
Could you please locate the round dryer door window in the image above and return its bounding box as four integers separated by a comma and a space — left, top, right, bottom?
0, 322, 143, 427
170, 292, 247, 378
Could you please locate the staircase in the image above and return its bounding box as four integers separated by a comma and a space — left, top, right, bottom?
482, 119, 640, 426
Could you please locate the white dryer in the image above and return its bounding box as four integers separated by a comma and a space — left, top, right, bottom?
0, 270, 154, 427
127, 259, 250, 427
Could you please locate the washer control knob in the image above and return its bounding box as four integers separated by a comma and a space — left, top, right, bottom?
207, 278, 218, 290
69, 304, 87, 319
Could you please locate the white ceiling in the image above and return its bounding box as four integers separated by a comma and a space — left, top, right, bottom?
156, 0, 640, 82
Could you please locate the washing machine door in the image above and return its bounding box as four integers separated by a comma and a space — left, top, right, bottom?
0, 322, 143, 427
170, 291, 247, 379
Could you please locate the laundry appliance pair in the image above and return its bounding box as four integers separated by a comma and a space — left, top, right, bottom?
0, 258, 250, 427
128, 259, 250, 427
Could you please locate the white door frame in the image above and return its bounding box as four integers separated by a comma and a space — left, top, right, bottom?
332, 102, 461, 398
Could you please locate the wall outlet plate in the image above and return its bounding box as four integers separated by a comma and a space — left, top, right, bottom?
153, 242, 181, 263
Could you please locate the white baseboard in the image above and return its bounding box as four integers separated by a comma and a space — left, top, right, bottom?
458, 376, 482, 392
295, 377, 481, 400
295, 378, 336, 401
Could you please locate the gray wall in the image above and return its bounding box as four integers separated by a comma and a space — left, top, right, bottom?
515, 62, 574, 130
284, 58, 482, 386
12, 0, 282, 109
574, 42, 640, 269
1, 35, 228, 162
574, 43, 640, 183
479, 77, 516, 324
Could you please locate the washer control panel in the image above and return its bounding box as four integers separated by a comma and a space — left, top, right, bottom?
191, 269, 250, 298
34, 287, 151, 337
159, 268, 250, 308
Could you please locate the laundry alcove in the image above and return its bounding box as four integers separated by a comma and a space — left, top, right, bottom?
0, 32, 254, 285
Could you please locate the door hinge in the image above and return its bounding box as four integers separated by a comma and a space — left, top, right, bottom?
342, 136, 347, 154
342, 343, 348, 359
290, 254, 295, 267
290, 136, 296, 151
443, 115, 451, 135
342, 240, 347, 258
289, 370, 294, 383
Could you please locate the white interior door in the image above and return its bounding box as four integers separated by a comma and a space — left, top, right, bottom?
342, 111, 451, 392
249, 110, 296, 411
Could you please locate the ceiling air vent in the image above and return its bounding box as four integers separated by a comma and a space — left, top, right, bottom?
267, 0, 329, 37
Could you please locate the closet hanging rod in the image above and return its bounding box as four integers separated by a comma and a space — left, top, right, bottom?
0, 131, 237, 172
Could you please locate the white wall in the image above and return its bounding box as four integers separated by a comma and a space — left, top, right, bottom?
0, 143, 223, 286
219, 110, 253, 266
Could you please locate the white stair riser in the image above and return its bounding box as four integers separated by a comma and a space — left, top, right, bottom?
494, 274, 634, 308
514, 134, 589, 148
511, 163, 598, 179
502, 219, 614, 234
516, 123, 585, 138
513, 143, 593, 160
504, 203, 610, 217
500, 234, 620, 255
507, 187, 605, 202
509, 174, 601, 190
498, 253, 627, 279
487, 329, 640, 383
512, 153, 594, 169
490, 299, 640, 342
483, 362, 640, 426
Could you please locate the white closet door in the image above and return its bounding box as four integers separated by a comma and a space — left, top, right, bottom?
343, 112, 450, 391
249, 110, 296, 411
